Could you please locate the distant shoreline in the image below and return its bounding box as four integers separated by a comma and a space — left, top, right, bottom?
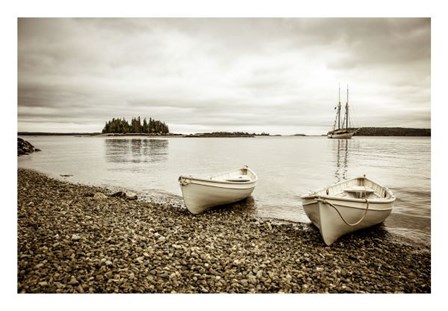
18, 127, 431, 137
354, 127, 431, 137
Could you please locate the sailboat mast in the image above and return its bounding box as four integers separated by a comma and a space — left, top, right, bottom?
337, 85, 341, 129
345, 86, 349, 130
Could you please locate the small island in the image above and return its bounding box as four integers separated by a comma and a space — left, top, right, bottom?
183, 132, 255, 138
101, 116, 169, 135
183, 132, 274, 138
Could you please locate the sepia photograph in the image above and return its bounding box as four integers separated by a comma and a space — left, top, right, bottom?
7, 0, 445, 308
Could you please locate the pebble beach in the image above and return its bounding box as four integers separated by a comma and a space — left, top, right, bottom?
17, 168, 430, 293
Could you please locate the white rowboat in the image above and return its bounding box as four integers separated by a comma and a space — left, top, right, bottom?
178, 166, 257, 214
301, 176, 396, 246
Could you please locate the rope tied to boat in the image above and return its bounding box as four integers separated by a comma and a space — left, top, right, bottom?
316, 198, 370, 227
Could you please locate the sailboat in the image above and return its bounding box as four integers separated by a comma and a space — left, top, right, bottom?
327, 86, 359, 139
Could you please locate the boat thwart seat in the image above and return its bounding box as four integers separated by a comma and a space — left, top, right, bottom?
225, 175, 251, 182
343, 186, 375, 199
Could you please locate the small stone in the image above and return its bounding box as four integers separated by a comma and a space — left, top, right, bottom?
69, 276, 78, 285
71, 234, 81, 241
93, 192, 108, 200
111, 191, 125, 197
125, 192, 138, 200
110, 191, 137, 200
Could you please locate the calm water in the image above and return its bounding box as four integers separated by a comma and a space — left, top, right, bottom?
18, 135, 431, 245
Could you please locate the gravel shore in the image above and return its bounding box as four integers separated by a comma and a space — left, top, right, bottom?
17, 168, 430, 293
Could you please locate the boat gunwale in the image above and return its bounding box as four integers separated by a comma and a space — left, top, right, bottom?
302, 196, 395, 210
328, 128, 360, 135
180, 180, 257, 190
179, 167, 258, 186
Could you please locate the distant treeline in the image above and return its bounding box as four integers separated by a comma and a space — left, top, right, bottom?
355, 127, 431, 136
102, 117, 169, 134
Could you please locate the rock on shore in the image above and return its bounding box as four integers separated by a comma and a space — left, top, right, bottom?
17, 168, 430, 293
18, 137, 41, 156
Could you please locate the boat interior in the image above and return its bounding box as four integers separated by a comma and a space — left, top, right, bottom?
319, 177, 391, 200
210, 167, 256, 183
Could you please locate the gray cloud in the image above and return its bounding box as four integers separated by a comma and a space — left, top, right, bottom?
18, 18, 430, 134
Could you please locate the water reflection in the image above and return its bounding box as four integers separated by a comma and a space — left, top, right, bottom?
334, 139, 349, 182
105, 138, 169, 163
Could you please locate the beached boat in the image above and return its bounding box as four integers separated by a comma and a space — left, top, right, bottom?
178, 166, 258, 214
327, 85, 359, 139
301, 176, 396, 245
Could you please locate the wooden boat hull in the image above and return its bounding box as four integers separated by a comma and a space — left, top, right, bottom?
327, 131, 356, 139
179, 167, 257, 214
327, 129, 358, 139
301, 176, 395, 245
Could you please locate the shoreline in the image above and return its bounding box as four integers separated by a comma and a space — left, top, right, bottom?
18, 168, 430, 293
18, 127, 431, 138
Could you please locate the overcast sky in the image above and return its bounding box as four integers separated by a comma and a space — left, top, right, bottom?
18, 18, 430, 135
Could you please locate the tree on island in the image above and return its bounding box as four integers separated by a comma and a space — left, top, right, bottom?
102, 116, 169, 134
